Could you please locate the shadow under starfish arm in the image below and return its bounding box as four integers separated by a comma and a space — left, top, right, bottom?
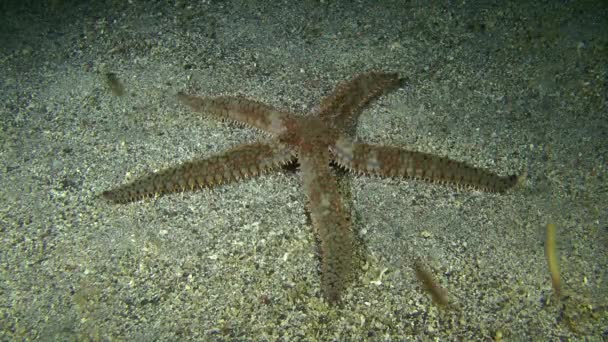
331, 137, 519, 193
102, 141, 295, 203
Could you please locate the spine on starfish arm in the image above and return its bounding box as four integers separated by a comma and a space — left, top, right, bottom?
331, 137, 519, 192
102, 142, 295, 203
177, 92, 290, 135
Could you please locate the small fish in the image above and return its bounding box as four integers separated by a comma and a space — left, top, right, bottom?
414, 260, 448, 306
545, 223, 560, 296
105, 72, 125, 96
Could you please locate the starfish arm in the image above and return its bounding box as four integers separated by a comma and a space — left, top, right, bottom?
331, 138, 518, 193
299, 149, 355, 303
177, 92, 290, 135
102, 142, 295, 203
317, 71, 401, 135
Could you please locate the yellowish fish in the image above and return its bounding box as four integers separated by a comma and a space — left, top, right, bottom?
545, 223, 560, 296
414, 260, 448, 306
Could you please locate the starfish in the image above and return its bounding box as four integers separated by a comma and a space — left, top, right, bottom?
102, 71, 518, 303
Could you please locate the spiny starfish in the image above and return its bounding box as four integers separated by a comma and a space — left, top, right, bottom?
102, 71, 518, 303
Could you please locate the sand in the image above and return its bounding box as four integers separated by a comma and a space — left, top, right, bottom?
1, 0, 606, 340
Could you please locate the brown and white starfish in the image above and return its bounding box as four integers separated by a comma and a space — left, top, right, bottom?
102, 71, 518, 303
